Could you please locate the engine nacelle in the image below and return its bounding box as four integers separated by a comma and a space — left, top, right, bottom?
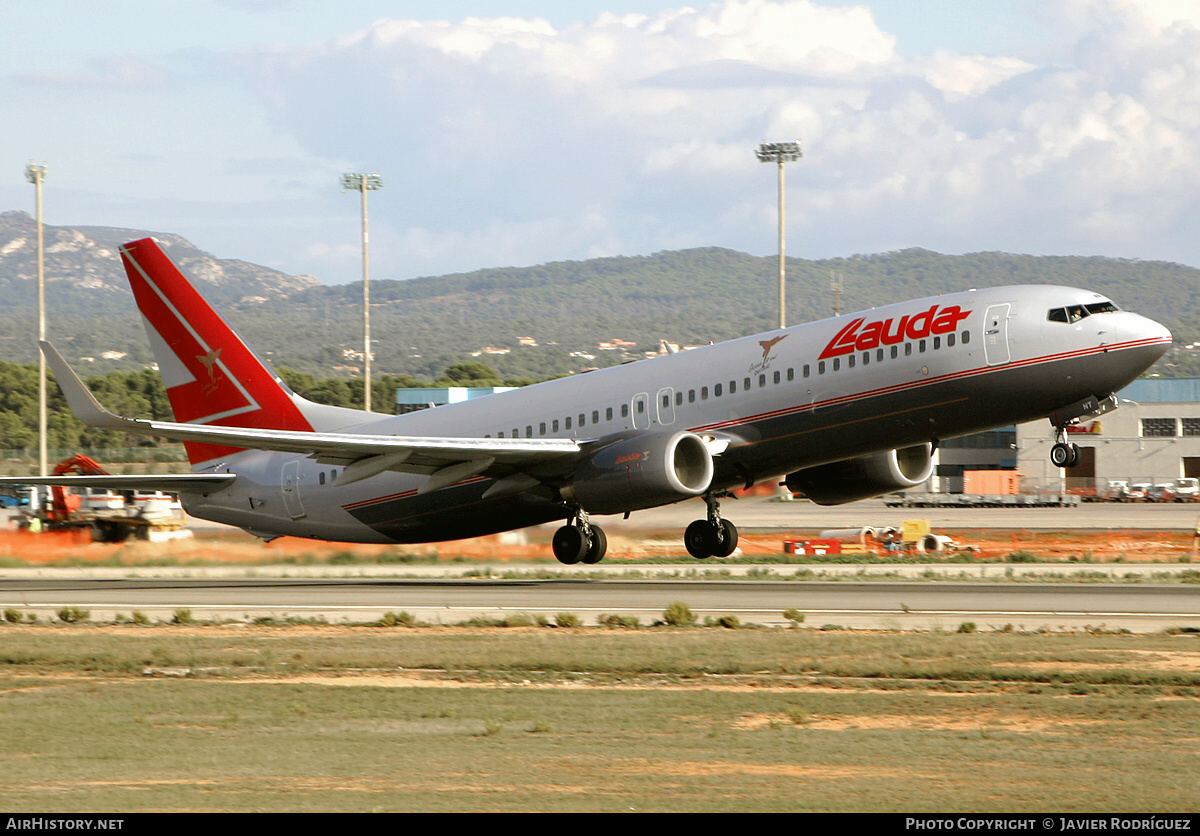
784, 443, 935, 506
563, 431, 714, 515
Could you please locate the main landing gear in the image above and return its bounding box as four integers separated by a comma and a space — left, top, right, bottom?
684, 492, 739, 559
552, 508, 607, 565
1049, 426, 1080, 468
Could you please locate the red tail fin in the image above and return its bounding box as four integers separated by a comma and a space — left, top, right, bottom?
120, 238, 313, 464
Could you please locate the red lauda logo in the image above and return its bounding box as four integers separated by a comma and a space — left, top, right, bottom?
819, 304, 972, 359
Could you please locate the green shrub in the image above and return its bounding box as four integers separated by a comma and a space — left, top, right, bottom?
663, 601, 696, 627
171, 609, 194, 625
130, 611, 150, 625
958, 621, 977, 633
378, 611, 416, 627
56, 607, 90, 624
3, 608, 21, 624
783, 608, 805, 627
708, 614, 740, 629
598, 613, 639, 629
554, 613, 580, 628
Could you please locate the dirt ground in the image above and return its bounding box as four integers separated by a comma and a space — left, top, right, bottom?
0, 524, 1194, 564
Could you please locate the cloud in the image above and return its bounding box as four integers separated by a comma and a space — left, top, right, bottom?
215, 0, 1200, 279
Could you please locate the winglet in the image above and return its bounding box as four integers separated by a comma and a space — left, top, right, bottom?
40, 341, 146, 433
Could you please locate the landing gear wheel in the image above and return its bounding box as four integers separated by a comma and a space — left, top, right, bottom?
684, 519, 715, 559
710, 519, 739, 558
552, 525, 587, 564
581, 525, 607, 564
1050, 441, 1079, 468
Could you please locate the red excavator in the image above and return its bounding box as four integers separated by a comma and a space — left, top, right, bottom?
26, 455, 186, 542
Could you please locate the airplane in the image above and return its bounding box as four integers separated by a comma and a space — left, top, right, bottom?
5, 237, 1173, 563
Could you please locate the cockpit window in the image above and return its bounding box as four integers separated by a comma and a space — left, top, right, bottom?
1047, 300, 1119, 323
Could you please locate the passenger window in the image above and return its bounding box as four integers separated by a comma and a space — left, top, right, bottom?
729, 380, 737, 393
621, 404, 629, 418
539, 422, 547, 435
512, 428, 519, 438
579, 414, 586, 427
961, 331, 970, 344
744, 377, 751, 390
701, 386, 709, 400
774, 371, 781, 384
919, 340, 926, 353
605, 408, 612, 421
876, 348, 884, 362
319, 472, 326, 485
905, 344, 913, 357
498, 431, 505, 438
787, 368, 794, 381
818, 361, 826, 374
861, 352, 869, 366
759, 374, 766, 387
848, 355, 855, 369
688, 390, 696, 403
525, 426, 533, 437
714, 383, 722, 397
803, 365, 810, 378
565, 417, 572, 430
933, 337, 941, 350
947, 333, 956, 347
891, 346, 898, 359
676, 392, 683, 406
833, 359, 840, 371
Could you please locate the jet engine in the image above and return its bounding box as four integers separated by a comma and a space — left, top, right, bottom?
562, 430, 714, 515
784, 443, 935, 506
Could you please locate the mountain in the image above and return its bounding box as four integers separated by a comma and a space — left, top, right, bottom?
1, 210, 1198, 379
0, 211, 319, 311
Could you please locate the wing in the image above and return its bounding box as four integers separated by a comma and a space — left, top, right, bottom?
42, 342, 582, 493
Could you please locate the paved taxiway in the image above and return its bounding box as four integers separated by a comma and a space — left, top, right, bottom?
3, 496, 1198, 631
0, 576, 1196, 633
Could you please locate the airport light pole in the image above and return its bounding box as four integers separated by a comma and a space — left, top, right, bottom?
755, 140, 802, 330
25, 163, 48, 478
341, 172, 382, 412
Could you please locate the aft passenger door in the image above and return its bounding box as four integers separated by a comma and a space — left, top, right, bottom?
281, 460, 306, 520
983, 304, 1011, 366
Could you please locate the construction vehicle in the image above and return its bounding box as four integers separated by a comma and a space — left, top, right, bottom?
21, 455, 189, 542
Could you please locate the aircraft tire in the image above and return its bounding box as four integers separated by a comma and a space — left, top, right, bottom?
710, 519, 739, 558
552, 525, 587, 564
1050, 442, 1076, 468
581, 526, 607, 564
684, 519, 715, 559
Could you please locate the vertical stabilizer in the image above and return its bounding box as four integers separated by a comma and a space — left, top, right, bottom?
119, 238, 314, 464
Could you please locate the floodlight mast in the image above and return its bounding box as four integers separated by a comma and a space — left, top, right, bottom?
341, 172, 383, 412
25, 163, 47, 478
755, 140, 802, 330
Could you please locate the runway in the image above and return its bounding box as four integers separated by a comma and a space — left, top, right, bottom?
1, 575, 1196, 632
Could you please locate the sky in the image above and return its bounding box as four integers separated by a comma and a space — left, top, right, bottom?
3, 0, 1199, 284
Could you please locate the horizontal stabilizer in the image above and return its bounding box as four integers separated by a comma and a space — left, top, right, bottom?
0, 473, 236, 494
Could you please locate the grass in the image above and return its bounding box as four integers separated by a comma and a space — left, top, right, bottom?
0, 625, 1198, 811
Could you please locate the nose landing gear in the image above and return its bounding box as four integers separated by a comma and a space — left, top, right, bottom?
1049, 426, 1080, 469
